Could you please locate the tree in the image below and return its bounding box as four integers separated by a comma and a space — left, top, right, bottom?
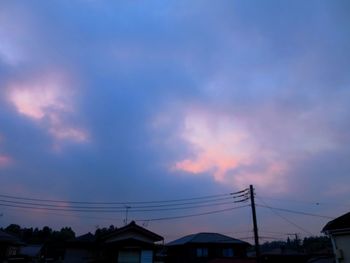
5, 224, 21, 237
303, 236, 332, 253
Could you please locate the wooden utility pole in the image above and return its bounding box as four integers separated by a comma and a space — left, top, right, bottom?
250, 185, 260, 262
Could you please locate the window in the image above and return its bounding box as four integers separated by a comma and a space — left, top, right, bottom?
222, 248, 234, 257
196, 248, 208, 257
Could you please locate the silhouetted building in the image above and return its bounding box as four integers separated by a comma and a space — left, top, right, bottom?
0, 230, 22, 261
166, 232, 251, 263
64, 232, 96, 263
99, 221, 164, 263
323, 211, 350, 263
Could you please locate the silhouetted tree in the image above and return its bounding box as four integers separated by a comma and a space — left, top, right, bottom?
5, 224, 21, 236
303, 236, 332, 253
95, 225, 117, 240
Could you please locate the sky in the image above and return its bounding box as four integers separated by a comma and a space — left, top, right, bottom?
1, 0, 350, 243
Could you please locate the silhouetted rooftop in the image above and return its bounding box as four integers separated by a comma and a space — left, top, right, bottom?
75, 232, 95, 242
322, 211, 350, 233
0, 230, 22, 244
167, 232, 250, 246
104, 221, 163, 243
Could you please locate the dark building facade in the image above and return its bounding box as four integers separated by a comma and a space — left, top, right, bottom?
166, 232, 250, 263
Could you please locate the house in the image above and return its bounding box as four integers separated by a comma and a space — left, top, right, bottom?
63, 232, 96, 263
322, 212, 350, 263
0, 230, 22, 261
99, 221, 164, 263
165, 232, 251, 263
19, 244, 44, 263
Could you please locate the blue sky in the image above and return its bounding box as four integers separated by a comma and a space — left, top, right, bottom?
1, 0, 350, 242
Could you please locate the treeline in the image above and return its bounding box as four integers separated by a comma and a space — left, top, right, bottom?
1, 224, 75, 243
260, 236, 332, 253
1, 224, 118, 244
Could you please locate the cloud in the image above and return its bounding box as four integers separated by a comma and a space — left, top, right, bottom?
0, 0, 349, 237
8, 74, 71, 119
164, 90, 342, 193
168, 107, 288, 191
173, 109, 253, 181
7, 72, 88, 144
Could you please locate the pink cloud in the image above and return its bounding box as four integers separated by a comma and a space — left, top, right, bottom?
7, 73, 72, 119
172, 110, 254, 181
7, 72, 89, 144
166, 108, 289, 192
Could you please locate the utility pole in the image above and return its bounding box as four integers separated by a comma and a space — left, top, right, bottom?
250, 185, 260, 263
287, 233, 300, 250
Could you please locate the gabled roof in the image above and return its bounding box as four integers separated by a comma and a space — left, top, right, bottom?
322, 212, 350, 233
167, 232, 250, 246
103, 221, 163, 243
75, 232, 95, 242
0, 230, 22, 244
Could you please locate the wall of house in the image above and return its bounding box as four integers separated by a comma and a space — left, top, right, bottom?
63, 248, 94, 263
332, 234, 350, 263
117, 249, 154, 263
166, 244, 248, 263
106, 231, 156, 244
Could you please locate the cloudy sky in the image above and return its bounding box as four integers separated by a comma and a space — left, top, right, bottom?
1, 0, 350, 242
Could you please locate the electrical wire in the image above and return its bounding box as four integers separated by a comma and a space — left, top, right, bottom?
135, 204, 250, 222
0, 200, 242, 213
256, 197, 314, 235
257, 204, 334, 219
0, 196, 234, 209
258, 196, 350, 207
0, 192, 237, 205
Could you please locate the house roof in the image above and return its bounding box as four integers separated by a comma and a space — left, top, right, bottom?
167, 232, 250, 246
103, 221, 163, 243
75, 232, 95, 242
0, 230, 22, 244
322, 211, 350, 233
20, 245, 43, 257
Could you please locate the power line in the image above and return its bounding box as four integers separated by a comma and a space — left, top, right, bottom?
256, 197, 314, 235
257, 204, 334, 219
258, 230, 297, 236
0, 200, 242, 213
0, 196, 234, 210
0, 191, 250, 214
258, 196, 350, 207
135, 204, 249, 222
0, 192, 235, 205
